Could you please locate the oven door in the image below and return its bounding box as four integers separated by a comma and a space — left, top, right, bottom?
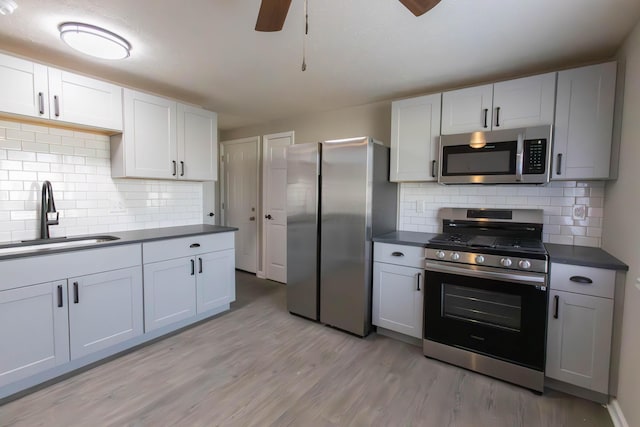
424, 261, 548, 371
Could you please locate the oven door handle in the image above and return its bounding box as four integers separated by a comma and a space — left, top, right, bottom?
425, 262, 546, 287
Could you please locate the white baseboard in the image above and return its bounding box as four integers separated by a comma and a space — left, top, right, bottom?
608, 399, 629, 427
257, 270, 266, 279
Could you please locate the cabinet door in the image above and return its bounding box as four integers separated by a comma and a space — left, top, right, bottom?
552, 62, 616, 180
177, 104, 217, 181
68, 267, 143, 359
492, 72, 556, 129
441, 84, 493, 134
546, 290, 613, 394
0, 281, 69, 387
196, 249, 236, 313
372, 262, 423, 339
48, 68, 123, 131
390, 93, 441, 182
143, 257, 196, 331
123, 89, 177, 179
0, 52, 49, 119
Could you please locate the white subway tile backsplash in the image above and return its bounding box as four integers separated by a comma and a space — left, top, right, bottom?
0, 122, 204, 243
399, 181, 605, 248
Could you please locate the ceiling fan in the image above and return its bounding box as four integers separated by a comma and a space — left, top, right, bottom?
255, 0, 441, 32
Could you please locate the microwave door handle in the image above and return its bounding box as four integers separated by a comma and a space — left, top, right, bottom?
515, 133, 524, 181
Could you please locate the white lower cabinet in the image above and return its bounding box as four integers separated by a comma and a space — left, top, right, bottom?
373, 263, 424, 338
0, 281, 70, 387
142, 232, 236, 332
68, 267, 143, 359
545, 262, 616, 395
372, 246, 424, 339
196, 249, 235, 313
143, 258, 197, 331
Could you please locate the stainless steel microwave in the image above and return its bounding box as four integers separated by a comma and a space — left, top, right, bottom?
438, 125, 553, 185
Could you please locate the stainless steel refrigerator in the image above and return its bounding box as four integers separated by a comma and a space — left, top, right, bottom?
286, 137, 398, 337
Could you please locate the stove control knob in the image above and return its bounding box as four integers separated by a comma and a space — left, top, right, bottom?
475, 255, 485, 264
451, 252, 460, 261
500, 258, 513, 267
519, 260, 532, 269
436, 251, 446, 259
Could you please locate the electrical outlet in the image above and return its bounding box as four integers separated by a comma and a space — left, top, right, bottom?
416, 200, 426, 214
572, 205, 586, 221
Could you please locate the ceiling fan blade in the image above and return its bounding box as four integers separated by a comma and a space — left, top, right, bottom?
398, 0, 442, 16
255, 0, 293, 32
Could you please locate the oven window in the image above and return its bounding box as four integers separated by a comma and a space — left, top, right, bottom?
442, 283, 522, 331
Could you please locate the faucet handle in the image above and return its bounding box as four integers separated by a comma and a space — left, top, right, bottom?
47, 211, 59, 225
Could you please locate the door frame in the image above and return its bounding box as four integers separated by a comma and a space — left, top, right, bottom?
219, 136, 261, 273
261, 131, 294, 280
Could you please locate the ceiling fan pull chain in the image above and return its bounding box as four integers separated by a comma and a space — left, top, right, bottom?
302, 0, 308, 71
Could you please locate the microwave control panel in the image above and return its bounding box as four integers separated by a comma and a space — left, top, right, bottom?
523, 139, 547, 174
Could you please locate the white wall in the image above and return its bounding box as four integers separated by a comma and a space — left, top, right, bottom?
400, 181, 605, 247
603, 19, 640, 427
0, 119, 203, 243
220, 101, 391, 145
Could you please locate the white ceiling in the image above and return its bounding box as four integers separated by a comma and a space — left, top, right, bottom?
1, 0, 639, 130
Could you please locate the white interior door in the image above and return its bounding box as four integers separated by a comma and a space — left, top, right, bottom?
263, 131, 293, 283
222, 137, 259, 273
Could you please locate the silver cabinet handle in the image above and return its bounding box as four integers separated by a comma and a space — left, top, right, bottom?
54, 95, 60, 117
38, 92, 45, 115
416, 272, 421, 291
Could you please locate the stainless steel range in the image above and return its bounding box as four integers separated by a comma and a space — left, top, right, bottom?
423, 208, 548, 392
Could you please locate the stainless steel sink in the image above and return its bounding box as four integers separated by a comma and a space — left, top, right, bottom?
0, 235, 120, 256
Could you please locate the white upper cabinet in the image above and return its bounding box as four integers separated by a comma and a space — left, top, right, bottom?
0, 52, 122, 131
441, 73, 556, 134
552, 62, 617, 180
177, 104, 218, 181
112, 89, 217, 181
0, 52, 49, 119
390, 93, 441, 182
48, 68, 122, 131
442, 84, 493, 134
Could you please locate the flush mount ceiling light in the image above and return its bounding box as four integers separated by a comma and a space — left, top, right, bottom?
59, 22, 131, 60
0, 0, 18, 15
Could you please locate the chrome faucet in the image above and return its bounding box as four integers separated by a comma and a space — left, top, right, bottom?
40, 181, 59, 239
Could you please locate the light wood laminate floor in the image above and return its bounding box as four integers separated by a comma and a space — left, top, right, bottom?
1, 271, 612, 427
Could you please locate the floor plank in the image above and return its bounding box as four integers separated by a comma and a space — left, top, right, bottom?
0, 271, 612, 427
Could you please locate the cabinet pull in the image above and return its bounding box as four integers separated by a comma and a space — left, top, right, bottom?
172, 160, 177, 176
190, 243, 201, 248
569, 275, 593, 284
73, 282, 79, 304
180, 161, 185, 177
57, 285, 63, 308
199, 257, 203, 274
431, 160, 437, 178
416, 272, 421, 291
553, 295, 559, 319
191, 259, 195, 276
483, 108, 488, 128
54, 95, 60, 117
556, 153, 562, 175
495, 106, 501, 127
38, 92, 45, 115
391, 252, 404, 257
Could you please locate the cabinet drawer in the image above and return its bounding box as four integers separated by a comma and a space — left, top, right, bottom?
374, 243, 425, 268
143, 232, 234, 264
549, 263, 615, 299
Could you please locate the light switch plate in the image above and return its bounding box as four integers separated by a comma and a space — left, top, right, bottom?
572, 205, 586, 221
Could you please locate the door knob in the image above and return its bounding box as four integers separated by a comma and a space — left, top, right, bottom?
208, 212, 214, 217
265, 214, 273, 220
249, 216, 256, 221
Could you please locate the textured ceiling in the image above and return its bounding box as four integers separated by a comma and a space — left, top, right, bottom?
1, 0, 639, 130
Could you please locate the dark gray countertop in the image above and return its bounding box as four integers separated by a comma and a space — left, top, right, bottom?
545, 243, 628, 271
372, 231, 437, 247
0, 225, 238, 261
